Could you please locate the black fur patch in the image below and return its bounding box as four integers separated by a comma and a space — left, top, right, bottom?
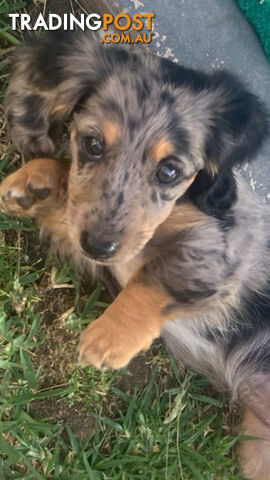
135, 78, 151, 105
116, 192, 124, 206
105, 46, 140, 69
187, 169, 237, 219
167, 115, 190, 157
226, 281, 270, 364
30, 32, 76, 89
127, 116, 139, 142
165, 283, 217, 305
160, 88, 175, 106
20, 94, 45, 130
160, 58, 208, 92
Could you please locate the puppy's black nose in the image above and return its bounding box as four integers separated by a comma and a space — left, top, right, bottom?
80, 231, 119, 260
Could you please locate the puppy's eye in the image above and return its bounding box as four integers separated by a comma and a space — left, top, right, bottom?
83, 136, 104, 158
156, 161, 180, 185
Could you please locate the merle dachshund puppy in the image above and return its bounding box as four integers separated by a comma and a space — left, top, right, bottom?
0, 31, 269, 479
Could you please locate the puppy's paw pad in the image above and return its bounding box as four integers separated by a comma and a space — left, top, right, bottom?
0, 158, 66, 218
16, 194, 35, 210
0, 182, 36, 216
27, 183, 51, 200
78, 316, 150, 371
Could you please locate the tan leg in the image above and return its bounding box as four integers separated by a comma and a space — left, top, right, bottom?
79, 280, 173, 370
239, 407, 270, 480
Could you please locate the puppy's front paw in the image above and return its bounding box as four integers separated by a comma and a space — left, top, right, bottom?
0, 158, 68, 219
78, 313, 154, 370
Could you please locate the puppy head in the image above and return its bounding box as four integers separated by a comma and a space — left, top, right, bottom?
67, 66, 203, 264
8, 34, 267, 264
65, 48, 268, 264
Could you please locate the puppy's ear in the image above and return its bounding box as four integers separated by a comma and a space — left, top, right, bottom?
202, 71, 269, 173
186, 168, 237, 219
193, 72, 268, 218
161, 60, 269, 217
6, 32, 138, 156
6, 32, 109, 156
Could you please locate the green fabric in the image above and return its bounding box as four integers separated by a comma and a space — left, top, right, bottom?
237, 0, 270, 61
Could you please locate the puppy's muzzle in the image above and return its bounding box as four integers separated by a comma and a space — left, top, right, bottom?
80, 231, 120, 260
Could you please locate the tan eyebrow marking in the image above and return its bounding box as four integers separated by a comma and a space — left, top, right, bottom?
103, 120, 120, 145
151, 138, 174, 162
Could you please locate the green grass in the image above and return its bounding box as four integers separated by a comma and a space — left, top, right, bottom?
0, 2, 243, 479
0, 1, 25, 45
0, 232, 242, 479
